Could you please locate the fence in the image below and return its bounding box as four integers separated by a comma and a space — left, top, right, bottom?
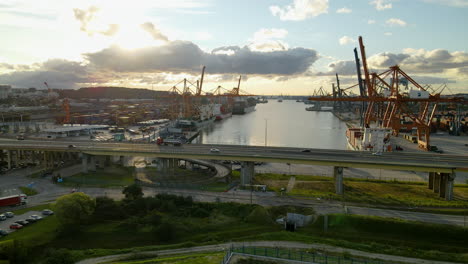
221, 245, 395, 264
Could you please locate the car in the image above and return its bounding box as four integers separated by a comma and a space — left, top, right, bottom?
15, 220, 30, 226
0, 214, 6, 221
210, 148, 220, 153
68, 144, 76, 148
26, 216, 38, 223
301, 149, 311, 153
372, 152, 382, 156
30, 215, 43, 221
4, 212, 14, 218
0, 229, 8, 237
9, 223, 23, 229
42, 209, 54, 216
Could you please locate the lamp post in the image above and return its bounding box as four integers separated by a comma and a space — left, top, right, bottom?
264, 119, 268, 147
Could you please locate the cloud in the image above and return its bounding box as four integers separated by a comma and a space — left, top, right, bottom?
336, 7, 352, 14
140, 22, 169, 42
84, 41, 319, 75
367, 48, 468, 74
252, 28, 288, 40
270, 0, 329, 21
73, 6, 99, 34
411, 76, 456, 84
0, 59, 90, 89
73, 6, 120, 36
368, 20, 376, 24
249, 28, 289, 52
420, 0, 468, 7
384, 32, 393, 36
339, 36, 356, 45
386, 18, 407, 27
319, 60, 357, 76
370, 0, 392, 10
368, 52, 410, 68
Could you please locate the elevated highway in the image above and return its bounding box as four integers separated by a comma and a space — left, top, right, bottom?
1, 139, 467, 173
1, 139, 467, 200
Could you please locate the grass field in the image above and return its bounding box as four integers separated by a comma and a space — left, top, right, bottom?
18, 186, 38, 196
115, 252, 224, 264
253, 173, 468, 208
61, 166, 135, 188
2, 196, 468, 264
11, 204, 54, 215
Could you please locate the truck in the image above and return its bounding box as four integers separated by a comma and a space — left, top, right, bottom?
155, 137, 181, 146
0, 194, 27, 207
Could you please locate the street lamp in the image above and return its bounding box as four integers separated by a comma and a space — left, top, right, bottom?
264, 119, 268, 147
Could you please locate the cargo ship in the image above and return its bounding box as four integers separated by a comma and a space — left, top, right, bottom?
346, 127, 393, 153
214, 104, 232, 121
233, 97, 257, 115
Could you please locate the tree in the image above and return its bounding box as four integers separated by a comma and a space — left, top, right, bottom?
122, 184, 143, 200
55, 192, 96, 229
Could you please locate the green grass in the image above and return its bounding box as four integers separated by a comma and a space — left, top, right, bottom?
0, 215, 59, 247
60, 167, 135, 188
115, 252, 224, 264
18, 186, 38, 196
253, 172, 468, 207
12, 203, 53, 215
250, 214, 468, 263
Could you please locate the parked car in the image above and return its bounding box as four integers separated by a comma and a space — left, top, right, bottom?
42, 209, 54, 216
0, 229, 8, 237
30, 215, 42, 221
26, 216, 37, 223
9, 223, 23, 229
0, 214, 6, 221
15, 220, 30, 226
4, 212, 14, 218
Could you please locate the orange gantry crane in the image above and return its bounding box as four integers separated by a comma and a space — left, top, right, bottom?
308, 36, 466, 150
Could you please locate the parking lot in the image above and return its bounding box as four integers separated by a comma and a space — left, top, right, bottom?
0, 210, 52, 236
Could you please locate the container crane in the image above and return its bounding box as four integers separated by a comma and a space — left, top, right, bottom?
307, 36, 466, 150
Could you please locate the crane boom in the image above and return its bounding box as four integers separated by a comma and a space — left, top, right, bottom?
197, 66, 206, 96
359, 36, 373, 97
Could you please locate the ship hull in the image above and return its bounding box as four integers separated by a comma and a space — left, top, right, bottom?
215, 112, 232, 121
233, 105, 255, 115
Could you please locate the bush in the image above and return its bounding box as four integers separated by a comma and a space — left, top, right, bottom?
123, 184, 143, 200
94, 196, 124, 220
154, 221, 175, 242
246, 206, 273, 225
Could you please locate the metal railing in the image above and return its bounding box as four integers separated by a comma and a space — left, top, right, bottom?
221, 245, 394, 264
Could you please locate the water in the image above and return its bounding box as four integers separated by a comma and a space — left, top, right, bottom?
194, 100, 348, 149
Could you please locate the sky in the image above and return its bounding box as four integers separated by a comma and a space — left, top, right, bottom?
0, 0, 467, 95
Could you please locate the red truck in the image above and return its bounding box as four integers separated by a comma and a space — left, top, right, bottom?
0, 194, 27, 207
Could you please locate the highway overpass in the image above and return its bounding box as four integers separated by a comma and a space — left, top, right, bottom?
1, 139, 467, 200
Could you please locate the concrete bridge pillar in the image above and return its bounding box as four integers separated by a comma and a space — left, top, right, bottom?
105, 156, 111, 167
428, 172, 435, 189
89, 155, 96, 172
241, 161, 254, 185
334, 166, 344, 195
433, 173, 441, 193
439, 173, 447, 198
7, 150, 12, 170
82, 154, 89, 173
445, 172, 455, 201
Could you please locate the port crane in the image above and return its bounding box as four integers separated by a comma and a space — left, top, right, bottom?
308, 36, 466, 150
